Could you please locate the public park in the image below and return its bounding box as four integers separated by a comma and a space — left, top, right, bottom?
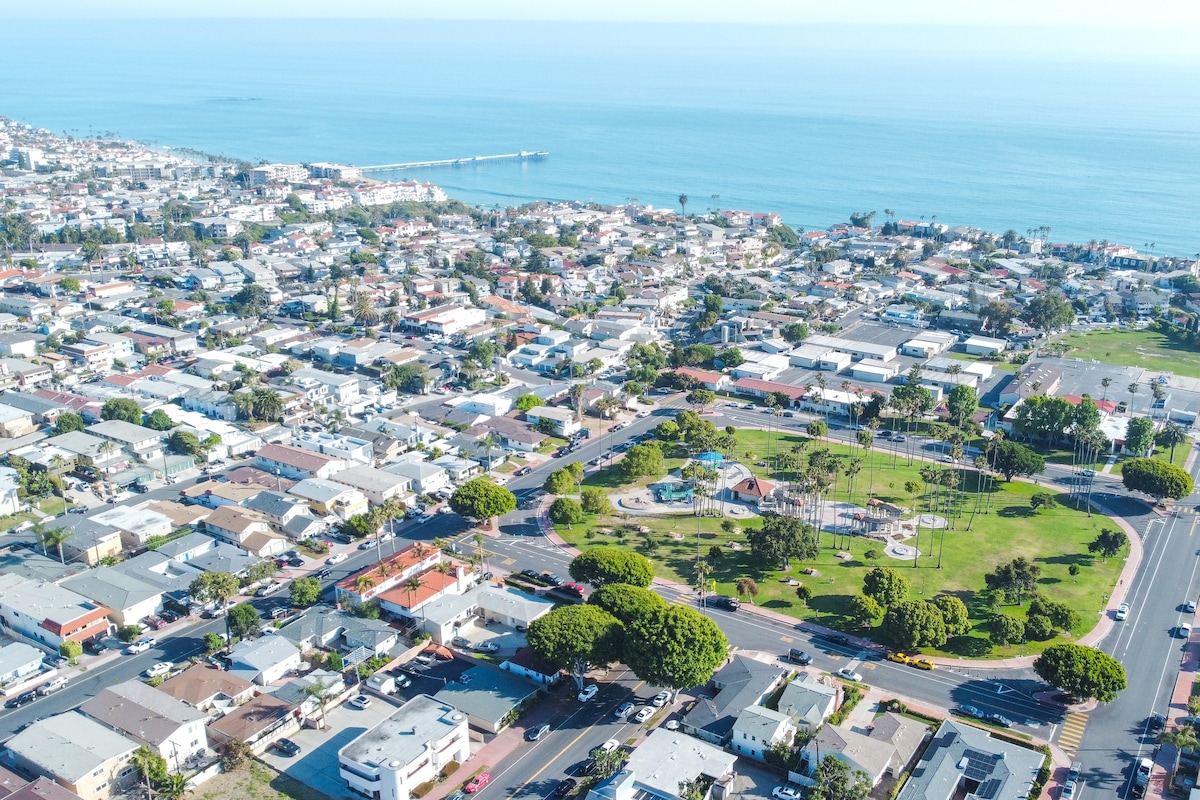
547, 421, 1128, 659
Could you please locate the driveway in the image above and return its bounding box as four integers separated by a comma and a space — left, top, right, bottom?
728, 758, 789, 800
258, 693, 402, 800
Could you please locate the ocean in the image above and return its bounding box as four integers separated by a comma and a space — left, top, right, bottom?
2, 19, 1198, 254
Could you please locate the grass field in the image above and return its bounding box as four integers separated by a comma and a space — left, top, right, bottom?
564, 429, 1123, 659
1057, 328, 1200, 379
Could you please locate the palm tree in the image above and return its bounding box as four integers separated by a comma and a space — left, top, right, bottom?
354, 574, 376, 597
232, 391, 256, 422
130, 746, 163, 800
481, 432, 501, 472
382, 309, 401, 334
678, 194, 689, 216
1161, 422, 1188, 463
354, 295, 380, 328
1128, 382, 1139, 415
1160, 727, 1199, 785
251, 387, 283, 423
406, 575, 427, 627
301, 680, 339, 729
1100, 377, 1112, 401
569, 383, 586, 419
473, 533, 488, 575
157, 772, 188, 800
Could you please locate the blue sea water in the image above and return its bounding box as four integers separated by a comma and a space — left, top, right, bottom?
2, 19, 1198, 254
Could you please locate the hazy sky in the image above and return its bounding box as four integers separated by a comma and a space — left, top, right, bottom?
13, 0, 1200, 27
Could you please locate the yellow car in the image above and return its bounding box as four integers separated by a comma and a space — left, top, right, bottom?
887, 652, 911, 665
910, 658, 936, 671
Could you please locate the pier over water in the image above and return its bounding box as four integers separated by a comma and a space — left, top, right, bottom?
360, 151, 548, 173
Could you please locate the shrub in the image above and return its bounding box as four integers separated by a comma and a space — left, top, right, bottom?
412, 781, 436, 798
441, 761, 460, 777
117, 625, 141, 642
1025, 614, 1055, 641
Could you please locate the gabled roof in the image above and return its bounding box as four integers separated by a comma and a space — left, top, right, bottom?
682, 655, 783, 739
80, 681, 205, 746
159, 663, 255, 708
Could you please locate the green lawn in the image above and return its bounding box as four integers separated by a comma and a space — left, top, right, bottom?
1057, 329, 1200, 379
566, 429, 1123, 660
1110, 440, 1194, 475
947, 351, 1019, 371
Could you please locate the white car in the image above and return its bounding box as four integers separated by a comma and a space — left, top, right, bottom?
1115, 603, 1129, 620
327, 552, 348, 566
836, 668, 863, 683
615, 702, 635, 719
350, 695, 372, 709
1188, 599, 1197, 613
1181, 623, 1193, 639
473, 641, 499, 652
651, 691, 671, 707
594, 739, 620, 755
417, 513, 434, 524
578, 684, 599, 702
492, 476, 510, 486
125, 637, 155, 655
143, 662, 173, 678
772, 788, 802, 800
632, 706, 654, 723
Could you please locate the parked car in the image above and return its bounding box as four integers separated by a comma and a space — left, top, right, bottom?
787, 649, 812, 665
836, 668, 863, 683
465, 773, 491, 793
772, 788, 802, 800
274, 738, 302, 756
5, 691, 36, 709
38, 676, 68, 696
316, 567, 332, 579
358, 540, 378, 550
125, 637, 155, 655
651, 691, 671, 707
954, 705, 986, 720
632, 706, 654, 723
554, 779, 577, 797
514, 466, 532, 477
84, 638, 109, 655
1180, 622, 1192, 639
159, 609, 180, 623
143, 662, 173, 678
615, 701, 635, 719
1115, 603, 1129, 620
350, 695, 372, 709
985, 712, 1012, 728
257, 582, 284, 597
473, 641, 499, 652
526, 724, 551, 741
1187, 598, 1197, 613
592, 740, 620, 757
909, 657, 936, 670
578, 685, 599, 702
142, 615, 166, 631
417, 513, 434, 524
887, 652, 911, 665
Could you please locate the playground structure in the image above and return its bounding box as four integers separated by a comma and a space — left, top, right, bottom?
653, 482, 694, 503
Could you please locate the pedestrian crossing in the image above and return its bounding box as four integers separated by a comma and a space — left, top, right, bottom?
1057, 712, 1089, 756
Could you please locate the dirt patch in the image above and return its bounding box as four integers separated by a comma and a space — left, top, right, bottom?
192, 761, 334, 800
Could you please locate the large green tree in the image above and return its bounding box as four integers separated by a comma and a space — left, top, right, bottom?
1033, 643, 1127, 703
929, 595, 971, 637
569, 547, 654, 588
1122, 458, 1194, 503
515, 394, 543, 412
101, 397, 142, 424
544, 469, 575, 495
862, 567, 909, 608
1024, 289, 1074, 332
990, 440, 1047, 481
811, 755, 871, 800
290, 577, 322, 608
144, 409, 175, 431
746, 515, 818, 570
881, 599, 948, 650
449, 478, 517, 527
623, 605, 728, 697
1088, 528, 1128, 562
549, 497, 585, 527
1124, 417, 1156, 457
588, 584, 668, 624
527, 604, 624, 690
52, 412, 86, 435
984, 556, 1042, 605
619, 443, 665, 480
227, 603, 261, 640
580, 487, 611, 515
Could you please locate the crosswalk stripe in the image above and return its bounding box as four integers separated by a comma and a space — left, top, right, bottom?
1056, 713, 1088, 753
501, 557, 516, 566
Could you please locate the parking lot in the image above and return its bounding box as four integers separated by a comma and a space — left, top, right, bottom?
258, 690, 403, 800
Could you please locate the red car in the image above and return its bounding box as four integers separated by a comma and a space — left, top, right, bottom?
142, 616, 166, 631
465, 773, 491, 793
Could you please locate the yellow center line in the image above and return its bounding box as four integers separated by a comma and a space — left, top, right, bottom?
503, 681, 644, 800
1190, 516, 1197, 537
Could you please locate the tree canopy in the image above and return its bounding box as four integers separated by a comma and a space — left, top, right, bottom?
862, 567, 909, 608
449, 478, 517, 524
1088, 527, 1128, 561
1024, 289, 1075, 332
544, 468, 576, 495
990, 440, 1047, 480
515, 394, 543, 412
619, 443, 665, 480
580, 487, 611, 515
548, 497, 585, 527
1122, 458, 1194, 502
984, 557, 1041, 605
227, 603, 261, 640
1124, 417, 1156, 456
811, 755, 871, 800
101, 397, 142, 424
527, 604, 624, 689
881, 599, 947, 650
1033, 643, 1127, 703
747, 515, 818, 570
569, 547, 654, 588
623, 605, 728, 693
290, 577, 322, 608
52, 412, 85, 435
144, 409, 176, 431
589, 583, 668, 624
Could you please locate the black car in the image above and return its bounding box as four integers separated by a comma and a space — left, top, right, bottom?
159, 610, 180, 623
554, 779, 578, 797
5, 691, 35, 709
573, 760, 596, 777
83, 638, 109, 655
1150, 713, 1167, 732
287, 557, 305, 568
273, 738, 301, 756
825, 633, 851, 646
130, 483, 149, 494
984, 712, 1012, 728
316, 567, 332, 579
